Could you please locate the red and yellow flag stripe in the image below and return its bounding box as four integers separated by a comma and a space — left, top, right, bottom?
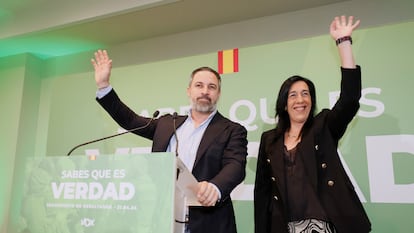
218, 48, 239, 74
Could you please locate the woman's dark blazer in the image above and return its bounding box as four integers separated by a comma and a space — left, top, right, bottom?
254, 67, 371, 233
97, 89, 248, 233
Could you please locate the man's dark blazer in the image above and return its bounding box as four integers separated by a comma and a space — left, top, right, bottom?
254, 67, 371, 233
97, 89, 248, 233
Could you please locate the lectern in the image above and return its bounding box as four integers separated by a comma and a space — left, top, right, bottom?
18, 153, 199, 233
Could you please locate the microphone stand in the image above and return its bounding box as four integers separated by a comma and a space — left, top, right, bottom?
67, 110, 159, 156
172, 112, 189, 227
173, 112, 179, 157
173, 112, 181, 181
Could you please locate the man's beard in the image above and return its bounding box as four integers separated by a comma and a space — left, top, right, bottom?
190, 97, 217, 113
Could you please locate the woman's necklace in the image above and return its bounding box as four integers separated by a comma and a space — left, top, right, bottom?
287, 133, 298, 138
286, 132, 301, 142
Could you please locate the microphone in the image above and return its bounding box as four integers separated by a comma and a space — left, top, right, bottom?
67, 110, 160, 156
172, 112, 179, 157
173, 112, 180, 181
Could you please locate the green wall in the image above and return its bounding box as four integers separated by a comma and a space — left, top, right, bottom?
2, 21, 414, 233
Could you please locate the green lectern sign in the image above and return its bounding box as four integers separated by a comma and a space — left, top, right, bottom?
19, 153, 175, 233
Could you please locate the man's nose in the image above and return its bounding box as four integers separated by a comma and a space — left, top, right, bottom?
201, 86, 209, 94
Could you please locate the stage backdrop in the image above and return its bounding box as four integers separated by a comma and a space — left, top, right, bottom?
4, 21, 414, 232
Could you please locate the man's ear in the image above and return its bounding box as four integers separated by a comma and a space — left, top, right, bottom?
186, 87, 191, 97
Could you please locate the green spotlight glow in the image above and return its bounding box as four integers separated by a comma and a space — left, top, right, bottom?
0, 35, 104, 59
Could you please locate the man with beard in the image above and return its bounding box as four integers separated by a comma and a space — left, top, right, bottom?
91, 50, 248, 233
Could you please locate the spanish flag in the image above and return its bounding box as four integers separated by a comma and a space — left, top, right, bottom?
218, 48, 239, 74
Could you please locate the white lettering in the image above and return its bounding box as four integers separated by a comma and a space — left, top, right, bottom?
64, 182, 76, 199
51, 182, 135, 201
115, 147, 130, 155
229, 99, 257, 131
102, 182, 118, 200
328, 87, 384, 118
75, 182, 88, 199
359, 88, 385, 118
114, 169, 126, 178
259, 98, 276, 124
179, 105, 190, 115
157, 107, 175, 116
88, 182, 104, 200
366, 135, 414, 203
231, 142, 259, 200
51, 182, 65, 199
81, 218, 95, 227
119, 182, 135, 200
90, 169, 112, 180
61, 170, 89, 179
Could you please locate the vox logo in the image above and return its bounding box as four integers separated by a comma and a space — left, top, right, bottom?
81, 218, 95, 227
